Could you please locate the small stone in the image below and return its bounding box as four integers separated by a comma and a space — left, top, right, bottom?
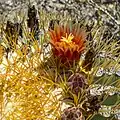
99, 105, 112, 118
96, 68, 104, 77
105, 67, 115, 75
116, 70, 120, 76
115, 112, 120, 120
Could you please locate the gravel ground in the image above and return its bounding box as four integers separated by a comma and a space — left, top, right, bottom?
0, 0, 120, 39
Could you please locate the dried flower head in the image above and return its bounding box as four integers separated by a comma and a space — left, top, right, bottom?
82, 95, 102, 116
28, 5, 37, 18
67, 73, 87, 95
60, 107, 85, 120
49, 23, 86, 65
27, 5, 39, 40
4, 20, 22, 49
81, 48, 95, 72
49, 19, 59, 30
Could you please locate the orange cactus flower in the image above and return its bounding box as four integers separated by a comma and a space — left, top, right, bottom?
49, 23, 86, 65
